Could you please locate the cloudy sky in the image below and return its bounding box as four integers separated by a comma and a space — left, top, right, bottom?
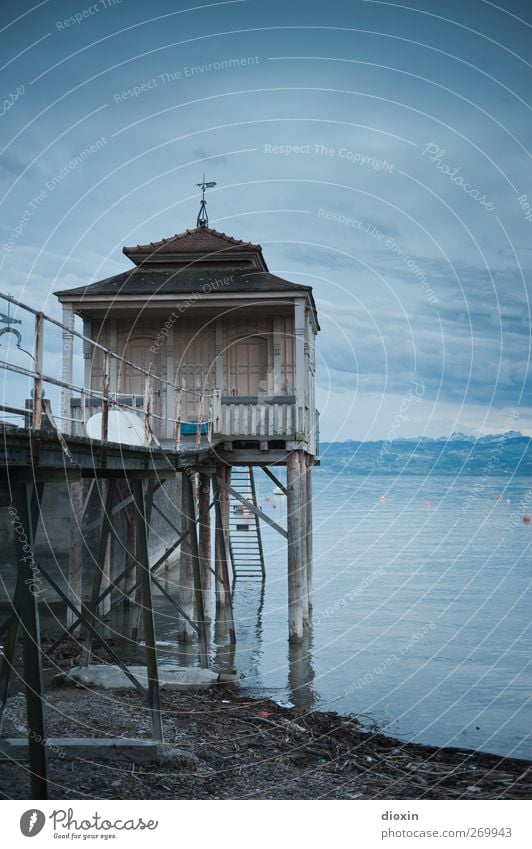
1, 0, 530, 441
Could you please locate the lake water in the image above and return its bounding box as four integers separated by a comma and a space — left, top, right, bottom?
155, 471, 531, 760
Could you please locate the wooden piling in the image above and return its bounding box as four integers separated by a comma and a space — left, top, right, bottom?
299, 452, 310, 626
305, 454, 313, 612
13, 483, 48, 798
215, 464, 231, 608
212, 471, 236, 643
198, 472, 212, 620
123, 503, 136, 606
177, 472, 194, 641
67, 480, 83, 635
287, 450, 304, 641
182, 472, 209, 667
132, 479, 163, 743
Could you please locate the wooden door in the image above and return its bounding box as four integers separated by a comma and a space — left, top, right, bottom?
229, 336, 268, 396
118, 336, 162, 424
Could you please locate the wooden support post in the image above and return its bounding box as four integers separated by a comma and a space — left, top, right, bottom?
212, 472, 236, 643
132, 480, 163, 743
198, 472, 212, 620
223, 466, 232, 572
12, 483, 48, 799
0, 485, 43, 734
182, 472, 209, 667
123, 503, 136, 605
305, 455, 313, 612
67, 480, 84, 635
299, 453, 310, 626
177, 472, 194, 641
215, 465, 230, 607
0, 595, 21, 733
287, 450, 305, 641
81, 479, 116, 666
100, 481, 112, 617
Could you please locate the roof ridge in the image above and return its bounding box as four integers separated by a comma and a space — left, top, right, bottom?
123, 226, 261, 254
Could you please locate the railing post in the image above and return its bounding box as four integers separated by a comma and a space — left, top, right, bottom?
196, 393, 204, 448
101, 351, 110, 443
175, 388, 182, 451
31, 312, 44, 430
143, 370, 152, 447
213, 389, 221, 435
80, 389, 86, 438
207, 396, 213, 444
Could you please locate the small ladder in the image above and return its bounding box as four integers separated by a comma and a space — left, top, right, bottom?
228, 467, 265, 581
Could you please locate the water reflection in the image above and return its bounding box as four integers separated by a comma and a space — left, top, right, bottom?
287, 630, 317, 710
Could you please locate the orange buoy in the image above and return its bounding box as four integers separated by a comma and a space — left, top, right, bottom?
379, 495, 385, 504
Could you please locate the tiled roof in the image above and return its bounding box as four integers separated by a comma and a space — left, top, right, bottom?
55, 267, 311, 297
123, 226, 262, 257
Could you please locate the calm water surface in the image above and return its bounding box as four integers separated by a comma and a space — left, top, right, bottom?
154, 472, 531, 760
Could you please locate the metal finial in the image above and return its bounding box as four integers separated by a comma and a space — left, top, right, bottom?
0, 293, 33, 358
196, 174, 216, 227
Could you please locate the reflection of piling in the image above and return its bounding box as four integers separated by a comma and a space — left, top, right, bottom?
214, 605, 236, 673
288, 629, 315, 710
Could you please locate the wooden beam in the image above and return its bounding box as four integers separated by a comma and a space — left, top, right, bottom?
217, 478, 288, 539
262, 465, 287, 495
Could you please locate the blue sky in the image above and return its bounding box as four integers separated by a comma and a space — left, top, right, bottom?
1, 0, 531, 440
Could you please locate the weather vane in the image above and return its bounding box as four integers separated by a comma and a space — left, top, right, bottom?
196, 174, 216, 227
0, 294, 33, 358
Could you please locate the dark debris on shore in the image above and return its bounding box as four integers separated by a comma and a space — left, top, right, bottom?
1, 681, 530, 800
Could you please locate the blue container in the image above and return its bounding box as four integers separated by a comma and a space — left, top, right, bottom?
180, 422, 208, 435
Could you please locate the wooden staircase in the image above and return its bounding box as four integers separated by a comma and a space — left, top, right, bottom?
228, 467, 265, 581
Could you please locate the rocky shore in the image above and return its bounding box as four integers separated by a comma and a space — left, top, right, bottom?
1, 683, 530, 800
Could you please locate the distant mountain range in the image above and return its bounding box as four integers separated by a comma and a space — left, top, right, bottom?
319, 432, 532, 475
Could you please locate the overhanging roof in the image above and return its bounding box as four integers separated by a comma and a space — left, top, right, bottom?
55, 267, 319, 328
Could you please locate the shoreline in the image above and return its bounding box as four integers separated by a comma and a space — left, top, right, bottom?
1, 682, 530, 800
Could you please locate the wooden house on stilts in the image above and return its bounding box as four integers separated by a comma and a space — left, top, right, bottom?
55, 200, 320, 642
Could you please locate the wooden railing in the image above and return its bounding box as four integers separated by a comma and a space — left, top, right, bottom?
220, 396, 296, 437
0, 293, 220, 450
